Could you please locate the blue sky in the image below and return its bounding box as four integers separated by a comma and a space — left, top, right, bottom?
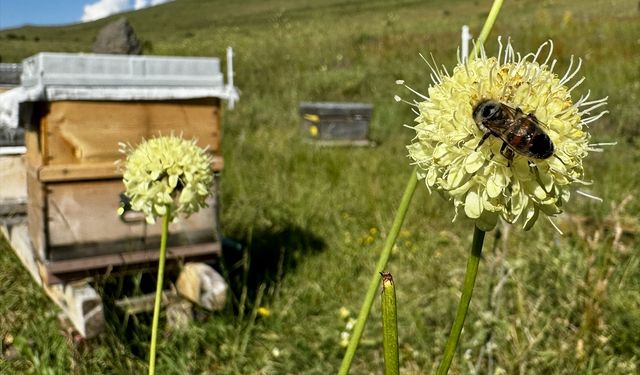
0, 0, 171, 30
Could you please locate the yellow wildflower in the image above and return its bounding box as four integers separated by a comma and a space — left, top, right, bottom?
257, 306, 271, 318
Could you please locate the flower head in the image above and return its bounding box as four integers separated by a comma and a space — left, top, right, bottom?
401, 39, 608, 231
119, 135, 214, 224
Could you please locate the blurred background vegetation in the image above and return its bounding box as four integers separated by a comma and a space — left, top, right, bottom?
1, 0, 639, 373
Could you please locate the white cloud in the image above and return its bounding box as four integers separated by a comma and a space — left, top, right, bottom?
81, 0, 174, 23
134, 0, 148, 10
81, 0, 129, 22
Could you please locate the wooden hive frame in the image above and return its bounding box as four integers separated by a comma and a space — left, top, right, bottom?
23, 98, 224, 284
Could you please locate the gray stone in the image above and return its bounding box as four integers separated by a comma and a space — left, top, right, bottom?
92, 18, 142, 55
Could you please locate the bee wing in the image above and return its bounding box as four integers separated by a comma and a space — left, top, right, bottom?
499, 102, 520, 118
503, 103, 549, 130
526, 112, 551, 130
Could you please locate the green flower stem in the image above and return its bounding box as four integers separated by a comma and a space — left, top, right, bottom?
470, 0, 505, 58
436, 226, 486, 375
381, 272, 399, 375
148, 207, 171, 375
434, 1, 503, 372
338, 166, 418, 375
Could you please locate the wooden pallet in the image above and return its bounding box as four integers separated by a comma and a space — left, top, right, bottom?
1, 222, 227, 338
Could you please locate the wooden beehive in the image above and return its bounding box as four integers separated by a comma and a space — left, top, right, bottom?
0, 52, 238, 337
23, 98, 224, 282
0, 63, 27, 222
0, 52, 239, 284
299, 102, 373, 145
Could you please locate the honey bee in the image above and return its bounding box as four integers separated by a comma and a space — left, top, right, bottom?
472, 99, 554, 161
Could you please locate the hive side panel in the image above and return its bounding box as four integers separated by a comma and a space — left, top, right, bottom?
46, 179, 142, 247
0, 155, 27, 205
145, 98, 221, 156
43, 100, 221, 169
45, 101, 148, 165
46, 179, 217, 260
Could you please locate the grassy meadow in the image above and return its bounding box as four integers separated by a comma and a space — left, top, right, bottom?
1, 0, 639, 373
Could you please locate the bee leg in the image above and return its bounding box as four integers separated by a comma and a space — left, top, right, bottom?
475, 131, 492, 151
500, 143, 515, 166
553, 154, 566, 166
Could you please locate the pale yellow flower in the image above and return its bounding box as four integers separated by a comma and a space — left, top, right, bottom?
400, 39, 608, 231
118, 135, 213, 224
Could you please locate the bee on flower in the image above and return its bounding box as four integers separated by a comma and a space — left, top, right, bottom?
399, 38, 609, 231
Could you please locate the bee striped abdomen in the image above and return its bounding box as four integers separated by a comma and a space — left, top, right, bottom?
504, 122, 553, 159
528, 133, 554, 159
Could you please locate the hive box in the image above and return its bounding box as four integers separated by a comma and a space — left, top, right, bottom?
4, 52, 238, 283
25, 99, 223, 266
299, 102, 373, 145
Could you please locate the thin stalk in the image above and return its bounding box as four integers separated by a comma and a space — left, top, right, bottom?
238, 283, 267, 356
436, 226, 486, 375
381, 272, 399, 375
148, 207, 171, 375
470, 0, 505, 58
434, 0, 505, 372
338, 166, 418, 375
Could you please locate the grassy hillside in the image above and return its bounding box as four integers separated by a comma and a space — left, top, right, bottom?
1, 0, 639, 373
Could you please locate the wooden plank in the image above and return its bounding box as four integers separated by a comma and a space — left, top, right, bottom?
44, 99, 221, 167
145, 99, 221, 154
50, 282, 104, 338
8, 223, 42, 283
45, 101, 147, 164
303, 139, 375, 147
115, 290, 194, 331
0, 154, 27, 206
26, 168, 46, 259
36, 156, 223, 182
7, 223, 104, 338
46, 241, 220, 274
24, 129, 41, 168
41, 113, 50, 164
38, 161, 119, 181
115, 290, 181, 315
46, 179, 217, 249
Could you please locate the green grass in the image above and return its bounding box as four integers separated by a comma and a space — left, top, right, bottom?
1, 0, 640, 373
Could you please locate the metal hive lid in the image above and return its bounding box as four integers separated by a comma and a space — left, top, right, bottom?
21, 52, 224, 88
299, 102, 373, 117
1, 50, 239, 130
0, 64, 22, 86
